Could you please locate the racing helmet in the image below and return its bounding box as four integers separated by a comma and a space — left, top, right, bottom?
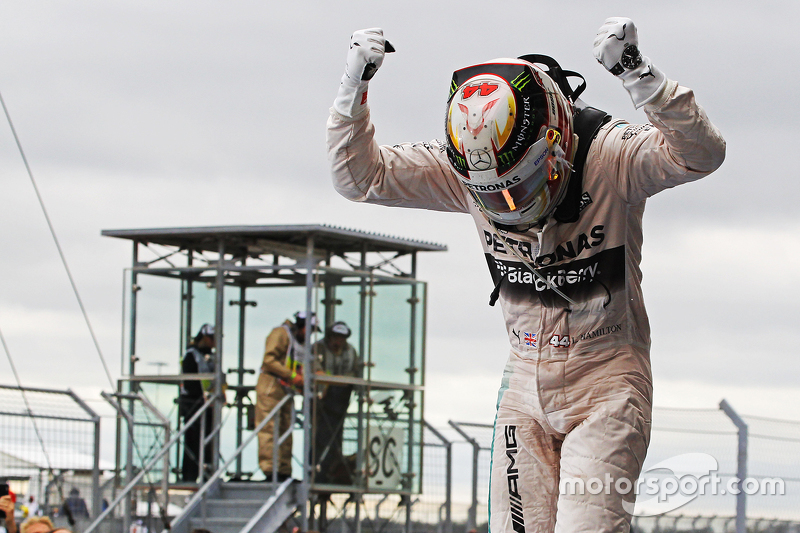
445, 58, 576, 226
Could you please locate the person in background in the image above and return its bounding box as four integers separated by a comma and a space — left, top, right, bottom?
312, 321, 363, 484
19, 516, 52, 533
179, 323, 216, 482
62, 488, 88, 520
0, 491, 16, 533
255, 312, 314, 481
23, 496, 38, 519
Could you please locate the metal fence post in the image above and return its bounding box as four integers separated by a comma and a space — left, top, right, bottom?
301, 234, 316, 533
425, 421, 452, 533
720, 399, 748, 533
66, 388, 102, 519
213, 238, 226, 474
92, 416, 102, 519
449, 421, 479, 533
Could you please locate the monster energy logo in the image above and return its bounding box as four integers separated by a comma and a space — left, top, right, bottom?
450, 80, 458, 98
497, 152, 515, 166
452, 153, 467, 168
510, 72, 532, 91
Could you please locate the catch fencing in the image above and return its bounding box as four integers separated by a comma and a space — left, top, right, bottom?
443, 403, 800, 533
0, 384, 102, 530
3, 385, 799, 533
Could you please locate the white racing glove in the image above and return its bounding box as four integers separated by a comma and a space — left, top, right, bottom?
593, 17, 667, 109
333, 28, 394, 119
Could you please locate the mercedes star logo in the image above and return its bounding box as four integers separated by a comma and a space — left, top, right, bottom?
470, 149, 492, 170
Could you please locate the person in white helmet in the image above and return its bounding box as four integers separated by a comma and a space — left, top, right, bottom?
255, 311, 314, 481
311, 321, 363, 484
327, 19, 725, 532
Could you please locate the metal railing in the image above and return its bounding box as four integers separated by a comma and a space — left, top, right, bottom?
173, 392, 295, 531
103, 390, 171, 532
83, 392, 219, 533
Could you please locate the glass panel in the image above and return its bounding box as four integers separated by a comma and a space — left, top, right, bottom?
308, 382, 421, 494
241, 285, 313, 378
133, 275, 182, 375
134, 382, 177, 482
330, 281, 365, 367
224, 283, 319, 480
122, 259, 427, 490
369, 281, 419, 384
362, 386, 423, 493
308, 274, 426, 494
189, 279, 217, 342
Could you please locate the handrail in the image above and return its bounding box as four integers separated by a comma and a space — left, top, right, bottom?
136, 393, 171, 524
172, 392, 293, 529
84, 393, 220, 533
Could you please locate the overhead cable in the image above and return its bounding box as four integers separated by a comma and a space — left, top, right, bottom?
0, 88, 114, 388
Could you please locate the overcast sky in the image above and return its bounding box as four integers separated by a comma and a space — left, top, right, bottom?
0, 0, 799, 477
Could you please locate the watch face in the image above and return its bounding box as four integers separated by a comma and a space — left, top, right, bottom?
621, 44, 643, 70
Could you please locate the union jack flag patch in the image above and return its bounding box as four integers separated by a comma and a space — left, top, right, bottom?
524, 332, 536, 348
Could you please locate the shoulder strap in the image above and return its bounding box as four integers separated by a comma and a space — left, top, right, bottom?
553, 105, 612, 223
517, 54, 612, 222
517, 54, 587, 102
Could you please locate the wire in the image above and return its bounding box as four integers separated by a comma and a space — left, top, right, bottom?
652, 427, 736, 436
742, 413, 800, 425
0, 88, 115, 388
654, 407, 722, 413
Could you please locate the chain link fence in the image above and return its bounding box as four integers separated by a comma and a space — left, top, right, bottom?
0, 384, 104, 531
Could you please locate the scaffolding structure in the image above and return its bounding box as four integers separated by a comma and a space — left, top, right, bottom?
97, 224, 446, 532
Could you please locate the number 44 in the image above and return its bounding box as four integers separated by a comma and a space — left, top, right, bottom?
549, 335, 570, 348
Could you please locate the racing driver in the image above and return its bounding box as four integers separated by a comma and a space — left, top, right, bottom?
326, 18, 725, 532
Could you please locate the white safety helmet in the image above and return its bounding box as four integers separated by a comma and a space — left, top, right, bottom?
294, 311, 319, 331
445, 58, 576, 227
327, 321, 352, 338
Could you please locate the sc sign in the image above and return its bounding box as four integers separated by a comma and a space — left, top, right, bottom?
366, 425, 404, 489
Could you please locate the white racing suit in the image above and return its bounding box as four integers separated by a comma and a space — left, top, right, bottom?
326, 79, 725, 532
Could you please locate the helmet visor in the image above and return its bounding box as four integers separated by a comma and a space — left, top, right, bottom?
472, 165, 549, 216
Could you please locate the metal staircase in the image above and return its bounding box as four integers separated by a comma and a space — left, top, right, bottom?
172, 479, 299, 533
85, 393, 298, 533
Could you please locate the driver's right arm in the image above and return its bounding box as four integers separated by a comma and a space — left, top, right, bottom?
327, 111, 469, 213
326, 28, 469, 214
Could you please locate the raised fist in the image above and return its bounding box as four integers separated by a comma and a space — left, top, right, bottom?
334, 28, 395, 119
592, 17, 667, 109
345, 28, 393, 83
593, 17, 641, 75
